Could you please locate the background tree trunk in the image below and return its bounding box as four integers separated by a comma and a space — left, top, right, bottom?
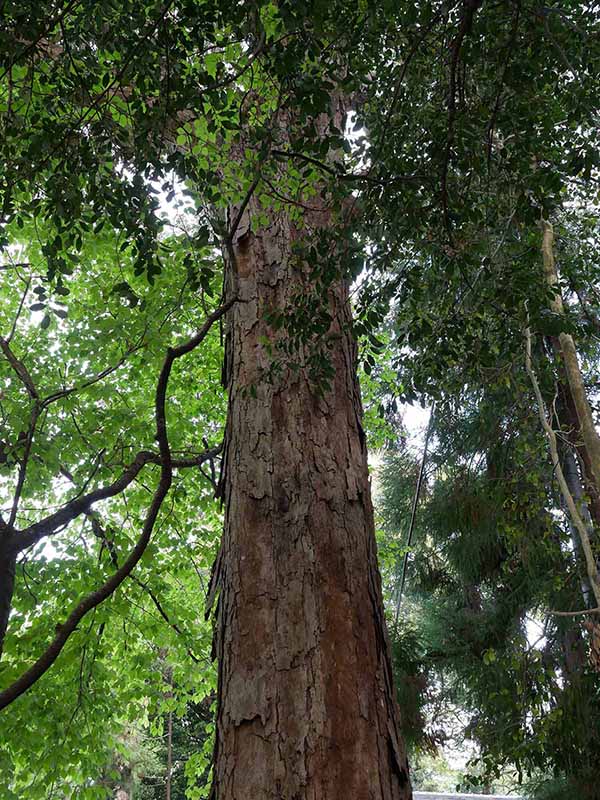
166, 708, 173, 800
209, 173, 412, 797
557, 378, 600, 530
542, 221, 600, 489
560, 446, 595, 607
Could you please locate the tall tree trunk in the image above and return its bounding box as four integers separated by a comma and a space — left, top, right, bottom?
209, 147, 412, 797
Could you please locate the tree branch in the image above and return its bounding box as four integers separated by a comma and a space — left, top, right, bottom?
549, 607, 600, 617
11, 450, 156, 553
10, 443, 224, 554
441, 0, 484, 241
0, 298, 235, 710
41, 342, 144, 407
0, 460, 171, 711
225, 174, 262, 245
0, 336, 39, 399
88, 514, 204, 664
9, 300, 234, 553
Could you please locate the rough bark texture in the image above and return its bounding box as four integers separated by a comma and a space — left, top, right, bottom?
209, 184, 412, 797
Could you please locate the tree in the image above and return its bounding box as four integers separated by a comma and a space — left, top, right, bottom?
372, 178, 600, 797
0, 2, 412, 796
2, 1, 600, 797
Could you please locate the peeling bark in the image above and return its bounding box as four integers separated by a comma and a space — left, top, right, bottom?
210, 147, 412, 798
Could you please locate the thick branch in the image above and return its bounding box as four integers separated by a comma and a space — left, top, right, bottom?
0, 301, 235, 707
225, 174, 262, 246
8, 404, 40, 528
11, 444, 223, 554
271, 149, 431, 186
0, 337, 38, 399
0, 322, 175, 709
549, 607, 600, 617
10, 301, 234, 552
0, 468, 171, 711
0, 548, 17, 660
12, 450, 156, 553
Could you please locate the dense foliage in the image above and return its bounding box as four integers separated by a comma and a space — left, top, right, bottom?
1, 1, 599, 797
380, 386, 600, 796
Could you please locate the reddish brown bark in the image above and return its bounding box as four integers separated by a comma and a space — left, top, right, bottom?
209, 174, 412, 797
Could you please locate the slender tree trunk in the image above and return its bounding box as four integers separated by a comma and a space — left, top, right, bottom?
166, 708, 173, 800
209, 135, 412, 797
541, 225, 600, 671
0, 540, 17, 660
558, 447, 596, 683
557, 378, 600, 529
561, 447, 594, 607
539, 222, 600, 609
542, 220, 600, 489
